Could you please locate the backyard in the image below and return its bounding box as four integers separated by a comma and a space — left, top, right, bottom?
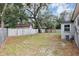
0, 31, 78, 56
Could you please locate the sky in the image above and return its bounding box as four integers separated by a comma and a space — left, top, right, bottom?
49, 3, 76, 16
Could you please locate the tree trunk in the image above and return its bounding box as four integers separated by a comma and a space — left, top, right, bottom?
1, 20, 4, 28
35, 23, 42, 33
45, 28, 48, 33
1, 4, 7, 28
34, 18, 42, 33
38, 28, 41, 33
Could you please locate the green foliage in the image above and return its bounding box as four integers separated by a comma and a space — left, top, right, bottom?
0, 4, 4, 14
0, 3, 71, 29
0, 3, 28, 28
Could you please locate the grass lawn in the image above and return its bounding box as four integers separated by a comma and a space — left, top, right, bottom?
0, 32, 79, 56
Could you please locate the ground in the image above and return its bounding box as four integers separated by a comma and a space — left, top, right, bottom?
0, 32, 79, 56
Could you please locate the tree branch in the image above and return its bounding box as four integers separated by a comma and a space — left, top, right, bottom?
1, 3, 7, 17
35, 3, 42, 17
1, 3, 8, 28
26, 8, 34, 16
27, 16, 34, 19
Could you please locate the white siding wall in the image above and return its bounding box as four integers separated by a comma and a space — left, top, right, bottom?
61, 23, 74, 40
70, 23, 75, 36
74, 30, 79, 48
74, 14, 79, 47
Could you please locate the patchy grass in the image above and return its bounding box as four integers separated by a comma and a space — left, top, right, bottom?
0, 32, 79, 56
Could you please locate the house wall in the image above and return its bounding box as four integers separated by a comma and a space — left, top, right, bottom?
74, 30, 79, 47
74, 14, 79, 47
61, 23, 74, 40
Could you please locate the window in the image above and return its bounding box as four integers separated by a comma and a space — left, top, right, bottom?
64, 25, 70, 31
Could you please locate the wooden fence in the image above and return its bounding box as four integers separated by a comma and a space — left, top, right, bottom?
7, 28, 38, 36
0, 28, 7, 44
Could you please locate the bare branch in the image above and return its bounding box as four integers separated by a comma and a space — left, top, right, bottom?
35, 3, 42, 17
27, 16, 34, 19
26, 9, 34, 16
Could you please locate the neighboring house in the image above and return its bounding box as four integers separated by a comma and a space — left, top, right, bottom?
16, 22, 33, 28
61, 21, 74, 40
61, 4, 79, 47
61, 11, 75, 40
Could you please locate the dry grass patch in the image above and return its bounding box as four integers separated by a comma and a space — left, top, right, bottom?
0, 32, 78, 55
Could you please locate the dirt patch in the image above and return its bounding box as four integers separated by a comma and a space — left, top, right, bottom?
49, 35, 79, 56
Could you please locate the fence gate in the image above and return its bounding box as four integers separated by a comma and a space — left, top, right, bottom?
0, 28, 7, 45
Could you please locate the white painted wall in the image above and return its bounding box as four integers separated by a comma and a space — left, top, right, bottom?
61, 14, 79, 48
74, 14, 79, 47
61, 23, 74, 40
74, 31, 79, 47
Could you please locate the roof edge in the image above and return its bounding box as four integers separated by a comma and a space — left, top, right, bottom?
71, 3, 77, 21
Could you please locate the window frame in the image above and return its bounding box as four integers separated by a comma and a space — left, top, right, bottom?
64, 24, 70, 32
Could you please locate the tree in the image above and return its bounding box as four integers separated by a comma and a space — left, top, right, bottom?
4, 3, 28, 28
0, 3, 28, 28
55, 10, 73, 29
0, 3, 7, 28
23, 3, 50, 33
59, 10, 73, 22
43, 15, 58, 32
